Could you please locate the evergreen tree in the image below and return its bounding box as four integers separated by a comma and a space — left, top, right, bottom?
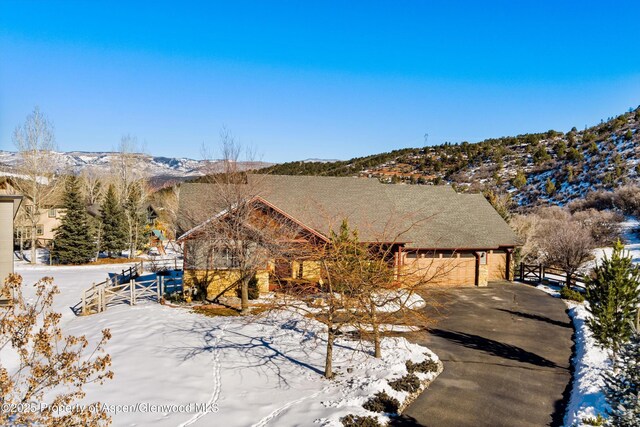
512, 169, 527, 189
53, 175, 95, 264
100, 184, 127, 257
586, 240, 640, 355
545, 178, 556, 196
603, 328, 640, 426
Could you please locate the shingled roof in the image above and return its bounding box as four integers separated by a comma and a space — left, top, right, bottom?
178, 175, 518, 250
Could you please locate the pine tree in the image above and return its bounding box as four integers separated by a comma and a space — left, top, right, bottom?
545, 178, 556, 196
53, 175, 96, 264
586, 240, 640, 355
100, 184, 127, 257
512, 169, 527, 189
603, 328, 640, 426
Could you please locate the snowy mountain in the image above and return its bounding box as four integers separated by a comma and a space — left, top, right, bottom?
0, 150, 273, 186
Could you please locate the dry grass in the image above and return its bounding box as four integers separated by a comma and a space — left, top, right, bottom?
192, 306, 241, 317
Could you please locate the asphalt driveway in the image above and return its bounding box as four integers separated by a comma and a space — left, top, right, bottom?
397, 281, 573, 427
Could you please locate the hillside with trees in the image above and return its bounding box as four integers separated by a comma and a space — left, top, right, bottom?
261, 106, 640, 209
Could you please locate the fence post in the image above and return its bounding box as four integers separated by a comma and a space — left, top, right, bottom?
82, 290, 86, 315
130, 279, 136, 305
157, 276, 163, 301
538, 264, 543, 283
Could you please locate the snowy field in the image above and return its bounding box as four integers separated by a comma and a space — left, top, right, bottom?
8, 262, 438, 426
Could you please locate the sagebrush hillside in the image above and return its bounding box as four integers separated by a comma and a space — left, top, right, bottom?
261, 106, 640, 207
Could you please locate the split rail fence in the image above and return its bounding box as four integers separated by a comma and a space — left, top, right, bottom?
81, 261, 176, 315
518, 263, 587, 290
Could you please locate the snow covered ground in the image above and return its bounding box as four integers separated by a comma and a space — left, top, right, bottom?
533, 215, 640, 427
535, 284, 611, 427
7, 263, 438, 426
563, 303, 611, 427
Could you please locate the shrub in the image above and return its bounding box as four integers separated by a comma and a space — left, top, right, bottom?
581, 414, 605, 426
248, 275, 260, 300
389, 374, 421, 393
236, 275, 261, 300
165, 291, 185, 304
560, 286, 585, 303
406, 357, 439, 374
362, 391, 400, 414
340, 414, 383, 427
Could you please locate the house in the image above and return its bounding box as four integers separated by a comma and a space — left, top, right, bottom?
14, 206, 66, 248
0, 176, 64, 248
176, 175, 519, 298
1, 195, 22, 303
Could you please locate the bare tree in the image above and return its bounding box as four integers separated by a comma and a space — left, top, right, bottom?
539, 219, 594, 286
12, 107, 60, 264
182, 129, 301, 313
256, 217, 449, 378
110, 135, 149, 258
0, 274, 113, 425
80, 167, 105, 207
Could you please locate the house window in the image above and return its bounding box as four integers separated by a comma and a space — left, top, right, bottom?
297, 262, 304, 279
16, 227, 32, 239
36, 225, 44, 236
48, 208, 56, 218
184, 240, 248, 270
212, 247, 241, 269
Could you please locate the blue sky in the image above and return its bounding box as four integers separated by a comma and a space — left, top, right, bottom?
1, 1, 639, 163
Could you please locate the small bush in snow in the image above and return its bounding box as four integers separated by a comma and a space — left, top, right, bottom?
340, 414, 383, 427
406, 357, 439, 374
362, 391, 400, 414
389, 373, 421, 393
581, 414, 606, 426
560, 286, 585, 303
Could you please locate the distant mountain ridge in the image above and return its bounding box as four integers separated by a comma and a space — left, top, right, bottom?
0, 150, 273, 187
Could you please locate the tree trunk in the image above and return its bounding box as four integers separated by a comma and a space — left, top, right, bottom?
30, 225, 36, 264
240, 275, 250, 314
325, 325, 335, 379
371, 301, 381, 358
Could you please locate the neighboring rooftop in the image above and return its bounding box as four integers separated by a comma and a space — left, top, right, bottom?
178, 175, 518, 249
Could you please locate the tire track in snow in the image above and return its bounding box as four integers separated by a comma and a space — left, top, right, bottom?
179, 321, 228, 427
250, 387, 330, 427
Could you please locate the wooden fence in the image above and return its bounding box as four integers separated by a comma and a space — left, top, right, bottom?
518, 263, 586, 289
144, 257, 184, 272
81, 275, 167, 315
80, 261, 178, 315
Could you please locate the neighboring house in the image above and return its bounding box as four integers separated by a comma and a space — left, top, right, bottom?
177, 175, 519, 298
0, 195, 22, 303
0, 175, 64, 248
14, 205, 66, 248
